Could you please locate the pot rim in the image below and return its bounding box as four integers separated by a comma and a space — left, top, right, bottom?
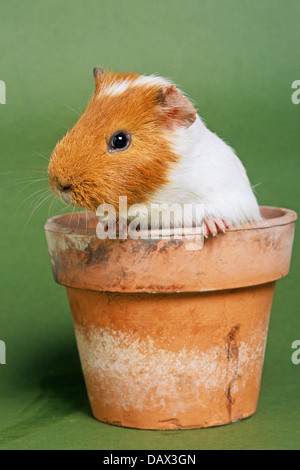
44, 206, 297, 237
44, 205, 297, 293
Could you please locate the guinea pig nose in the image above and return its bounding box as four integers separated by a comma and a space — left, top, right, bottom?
58, 182, 72, 193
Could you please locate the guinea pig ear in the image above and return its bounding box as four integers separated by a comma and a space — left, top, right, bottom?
93, 66, 105, 90
156, 85, 197, 129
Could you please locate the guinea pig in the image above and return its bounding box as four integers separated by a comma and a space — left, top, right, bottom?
48, 66, 262, 237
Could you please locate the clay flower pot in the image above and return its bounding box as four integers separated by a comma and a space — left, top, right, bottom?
45, 206, 296, 430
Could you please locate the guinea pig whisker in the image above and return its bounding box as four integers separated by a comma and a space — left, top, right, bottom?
42, 117, 69, 131
12, 177, 48, 185
61, 102, 82, 117
24, 186, 50, 202
24, 168, 48, 174
16, 178, 49, 197
2, 177, 48, 191
76, 207, 81, 231
47, 194, 58, 219
16, 187, 51, 214
0, 169, 48, 176
67, 205, 77, 229
23, 192, 53, 234
251, 182, 262, 196
85, 208, 88, 234
33, 151, 50, 163
51, 197, 61, 214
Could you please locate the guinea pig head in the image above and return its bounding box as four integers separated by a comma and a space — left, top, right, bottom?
48, 67, 197, 212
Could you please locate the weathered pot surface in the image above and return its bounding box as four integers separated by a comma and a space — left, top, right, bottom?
45, 206, 296, 429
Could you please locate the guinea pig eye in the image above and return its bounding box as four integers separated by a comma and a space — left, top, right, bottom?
108, 131, 131, 153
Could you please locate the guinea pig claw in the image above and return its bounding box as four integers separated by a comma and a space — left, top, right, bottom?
203, 216, 230, 238
222, 219, 231, 230
203, 217, 218, 238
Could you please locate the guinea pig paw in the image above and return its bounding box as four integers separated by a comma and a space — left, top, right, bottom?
203, 216, 231, 238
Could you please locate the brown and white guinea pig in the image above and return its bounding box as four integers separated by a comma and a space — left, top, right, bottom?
48, 66, 261, 237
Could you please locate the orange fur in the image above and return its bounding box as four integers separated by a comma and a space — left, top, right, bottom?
48, 69, 196, 212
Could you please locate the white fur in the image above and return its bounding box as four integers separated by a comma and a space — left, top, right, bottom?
99, 79, 132, 97
147, 115, 262, 228
133, 74, 171, 88
100, 75, 171, 98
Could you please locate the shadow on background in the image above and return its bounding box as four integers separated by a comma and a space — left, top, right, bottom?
0, 340, 89, 447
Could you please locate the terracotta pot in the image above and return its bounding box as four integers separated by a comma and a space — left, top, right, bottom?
45, 206, 296, 430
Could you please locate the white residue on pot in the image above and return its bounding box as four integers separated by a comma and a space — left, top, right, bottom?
74, 326, 266, 414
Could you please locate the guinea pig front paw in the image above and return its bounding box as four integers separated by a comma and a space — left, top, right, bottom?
203, 216, 231, 238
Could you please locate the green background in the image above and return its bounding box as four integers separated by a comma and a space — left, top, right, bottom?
0, 0, 299, 450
